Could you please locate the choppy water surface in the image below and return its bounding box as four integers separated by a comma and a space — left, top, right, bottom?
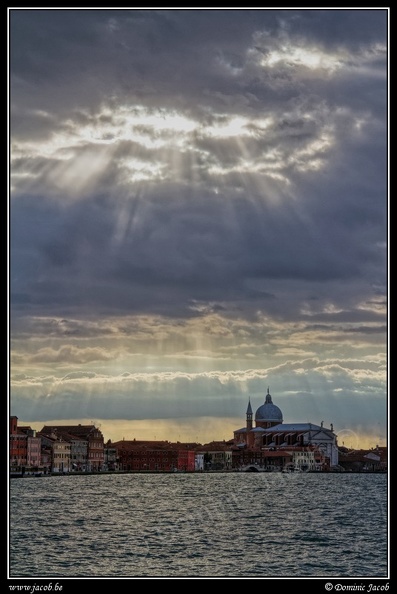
9, 472, 388, 578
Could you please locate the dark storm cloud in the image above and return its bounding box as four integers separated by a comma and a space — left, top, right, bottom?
11, 169, 386, 321
10, 10, 387, 114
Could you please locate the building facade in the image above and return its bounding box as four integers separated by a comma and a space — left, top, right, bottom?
10, 417, 42, 471
233, 388, 339, 469
19, 427, 41, 469
197, 442, 233, 470
39, 424, 105, 471
9, 416, 28, 470
112, 440, 196, 472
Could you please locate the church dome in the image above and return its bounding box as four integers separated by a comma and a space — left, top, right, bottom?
255, 388, 283, 422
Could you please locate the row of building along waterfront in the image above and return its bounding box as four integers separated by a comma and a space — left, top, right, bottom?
9, 389, 388, 474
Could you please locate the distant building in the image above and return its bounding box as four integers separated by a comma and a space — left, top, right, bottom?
37, 431, 70, 473
196, 441, 233, 470
19, 426, 41, 469
52, 438, 71, 473
233, 388, 339, 469
39, 424, 104, 471
111, 439, 197, 472
9, 416, 42, 471
9, 416, 28, 470
195, 452, 205, 471
338, 446, 387, 472
104, 440, 119, 471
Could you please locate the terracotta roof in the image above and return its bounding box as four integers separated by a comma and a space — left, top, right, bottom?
111, 440, 200, 451
40, 425, 102, 438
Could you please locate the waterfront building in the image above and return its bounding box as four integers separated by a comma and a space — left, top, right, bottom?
231, 446, 293, 471
9, 416, 28, 470
38, 430, 89, 471
196, 441, 233, 470
52, 439, 71, 473
111, 439, 197, 472
104, 440, 119, 471
233, 388, 339, 469
338, 446, 388, 472
195, 452, 205, 471
19, 426, 41, 469
9, 417, 42, 471
39, 424, 104, 471
37, 430, 71, 473
40, 445, 52, 474
67, 435, 89, 471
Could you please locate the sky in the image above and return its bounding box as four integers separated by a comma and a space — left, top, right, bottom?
8, 8, 389, 449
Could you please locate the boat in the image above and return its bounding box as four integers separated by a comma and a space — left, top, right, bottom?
282, 464, 303, 473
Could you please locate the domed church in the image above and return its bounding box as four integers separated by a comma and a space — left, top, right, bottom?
233, 387, 339, 466
254, 387, 283, 428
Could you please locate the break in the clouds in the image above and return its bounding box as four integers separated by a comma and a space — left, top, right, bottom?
9, 9, 388, 447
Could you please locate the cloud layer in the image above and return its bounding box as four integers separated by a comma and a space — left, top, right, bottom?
9, 9, 388, 446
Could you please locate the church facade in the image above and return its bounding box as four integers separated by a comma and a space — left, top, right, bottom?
233, 388, 339, 468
